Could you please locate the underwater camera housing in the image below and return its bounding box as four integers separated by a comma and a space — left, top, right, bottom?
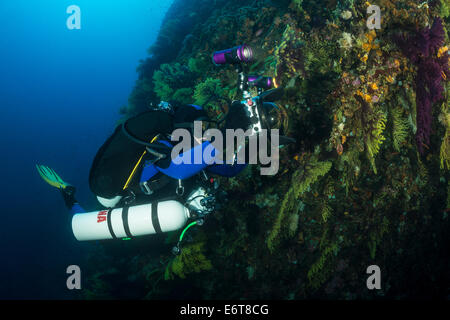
212, 44, 289, 137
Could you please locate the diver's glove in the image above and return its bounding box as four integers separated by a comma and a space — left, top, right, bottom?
60, 186, 77, 209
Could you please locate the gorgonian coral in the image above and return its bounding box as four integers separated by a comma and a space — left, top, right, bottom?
395, 17, 449, 153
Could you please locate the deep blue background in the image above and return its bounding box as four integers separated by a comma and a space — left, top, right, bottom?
0, 0, 172, 299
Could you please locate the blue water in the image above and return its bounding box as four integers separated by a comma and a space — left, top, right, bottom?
0, 0, 172, 299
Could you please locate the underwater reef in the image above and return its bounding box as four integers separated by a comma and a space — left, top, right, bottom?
86, 0, 449, 299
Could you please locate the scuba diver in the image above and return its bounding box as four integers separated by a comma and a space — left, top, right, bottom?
36, 45, 294, 253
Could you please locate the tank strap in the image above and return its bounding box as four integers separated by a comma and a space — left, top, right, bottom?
151, 202, 162, 234
122, 206, 132, 238
106, 208, 117, 240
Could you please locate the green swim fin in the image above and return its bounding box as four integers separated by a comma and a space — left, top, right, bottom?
36, 164, 71, 190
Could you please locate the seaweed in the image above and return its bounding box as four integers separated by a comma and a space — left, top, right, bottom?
193, 77, 226, 111
267, 156, 332, 252
164, 242, 213, 280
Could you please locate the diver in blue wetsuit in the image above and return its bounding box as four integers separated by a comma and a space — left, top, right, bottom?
37, 100, 251, 216
36, 100, 254, 247
36, 45, 293, 245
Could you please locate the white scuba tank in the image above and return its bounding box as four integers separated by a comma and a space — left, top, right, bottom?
72, 200, 190, 241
